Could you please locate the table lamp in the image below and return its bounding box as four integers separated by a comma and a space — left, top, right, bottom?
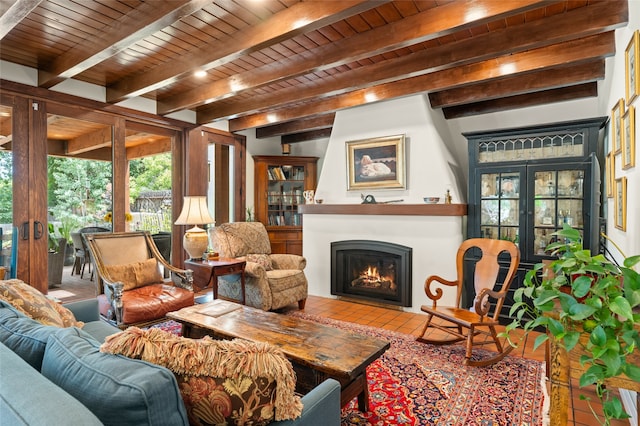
175, 196, 215, 260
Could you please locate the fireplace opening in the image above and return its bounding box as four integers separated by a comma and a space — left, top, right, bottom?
331, 240, 412, 307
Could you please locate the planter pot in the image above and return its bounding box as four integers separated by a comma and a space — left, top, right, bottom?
64, 243, 74, 266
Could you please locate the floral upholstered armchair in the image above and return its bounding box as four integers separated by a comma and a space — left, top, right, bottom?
210, 222, 308, 311
85, 231, 194, 328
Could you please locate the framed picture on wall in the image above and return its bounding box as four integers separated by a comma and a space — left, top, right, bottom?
346, 134, 406, 190
611, 98, 624, 154
622, 105, 635, 169
614, 177, 627, 231
626, 30, 639, 105
606, 151, 614, 198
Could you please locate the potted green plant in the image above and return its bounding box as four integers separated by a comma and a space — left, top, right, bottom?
505, 225, 640, 425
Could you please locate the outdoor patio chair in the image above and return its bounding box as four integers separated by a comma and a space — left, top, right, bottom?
416, 238, 520, 367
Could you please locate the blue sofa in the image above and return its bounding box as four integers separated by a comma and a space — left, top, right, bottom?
0, 298, 341, 425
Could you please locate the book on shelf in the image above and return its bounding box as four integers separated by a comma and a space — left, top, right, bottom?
198, 300, 242, 317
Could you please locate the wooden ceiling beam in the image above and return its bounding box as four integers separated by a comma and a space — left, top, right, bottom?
107, 0, 384, 103
158, 0, 553, 115
442, 83, 599, 119
256, 113, 335, 138
0, 0, 42, 39
126, 139, 172, 159
282, 128, 333, 144
429, 60, 606, 109
65, 126, 112, 155
223, 31, 615, 130
38, 0, 210, 89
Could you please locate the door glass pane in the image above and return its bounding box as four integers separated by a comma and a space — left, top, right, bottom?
533, 169, 585, 254
479, 171, 519, 245
47, 114, 112, 289
130, 152, 172, 234
0, 105, 13, 278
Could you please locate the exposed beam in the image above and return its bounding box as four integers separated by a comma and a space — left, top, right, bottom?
442, 83, 599, 119
107, 0, 384, 103
0, 0, 42, 39
158, 0, 553, 114
256, 113, 335, 139
225, 31, 616, 130
282, 128, 333, 144
429, 60, 606, 108
38, 0, 210, 88
127, 139, 172, 159
65, 126, 113, 155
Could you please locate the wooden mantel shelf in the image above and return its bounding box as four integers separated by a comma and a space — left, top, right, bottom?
297, 203, 467, 216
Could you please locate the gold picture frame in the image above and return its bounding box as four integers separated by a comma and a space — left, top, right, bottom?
622, 105, 635, 169
614, 177, 627, 231
625, 30, 639, 105
611, 98, 624, 154
606, 151, 614, 198
346, 134, 406, 190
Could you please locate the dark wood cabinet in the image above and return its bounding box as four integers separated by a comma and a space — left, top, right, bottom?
253, 155, 318, 255
464, 117, 606, 321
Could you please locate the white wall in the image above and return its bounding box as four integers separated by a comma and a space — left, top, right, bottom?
600, 3, 640, 261
301, 95, 466, 312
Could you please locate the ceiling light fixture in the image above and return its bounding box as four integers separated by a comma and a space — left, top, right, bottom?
194, 70, 207, 78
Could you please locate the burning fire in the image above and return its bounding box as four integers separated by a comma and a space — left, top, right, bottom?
352, 265, 396, 289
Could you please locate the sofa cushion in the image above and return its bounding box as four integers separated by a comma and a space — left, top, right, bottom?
42, 327, 188, 426
0, 301, 63, 370
104, 258, 163, 291
0, 279, 82, 327
101, 327, 303, 423
0, 342, 103, 426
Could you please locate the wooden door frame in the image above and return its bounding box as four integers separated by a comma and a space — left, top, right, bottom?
0, 80, 246, 288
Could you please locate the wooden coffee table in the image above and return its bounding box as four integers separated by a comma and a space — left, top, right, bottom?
167, 301, 390, 411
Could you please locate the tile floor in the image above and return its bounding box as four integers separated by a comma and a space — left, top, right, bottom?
52, 265, 632, 426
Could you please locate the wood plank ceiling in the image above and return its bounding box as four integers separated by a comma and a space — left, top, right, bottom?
0, 0, 629, 157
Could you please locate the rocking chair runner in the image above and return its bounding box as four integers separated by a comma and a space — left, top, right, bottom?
417, 238, 520, 367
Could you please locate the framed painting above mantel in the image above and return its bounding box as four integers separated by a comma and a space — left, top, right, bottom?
346, 134, 406, 190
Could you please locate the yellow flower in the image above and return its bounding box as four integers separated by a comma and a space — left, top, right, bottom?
104, 212, 133, 222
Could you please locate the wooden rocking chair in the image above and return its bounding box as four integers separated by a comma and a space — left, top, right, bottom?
417, 238, 520, 367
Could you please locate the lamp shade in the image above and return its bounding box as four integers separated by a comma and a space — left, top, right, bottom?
175, 196, 214, 225
175, 196, 214, 260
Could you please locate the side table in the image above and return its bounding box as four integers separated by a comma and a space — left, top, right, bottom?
185, 258, 247, 305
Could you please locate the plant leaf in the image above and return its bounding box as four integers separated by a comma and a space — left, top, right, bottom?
603, 397, 630, 420
590, 325, 607, 347
609, 296, 634, 321
568, 303, 596, 321
572, 275, 592, 298
563, 331, 580, 351
533, 333, 549, 351
623, 362, 640, 381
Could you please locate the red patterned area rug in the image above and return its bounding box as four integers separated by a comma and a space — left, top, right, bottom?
151, 314, 549, 425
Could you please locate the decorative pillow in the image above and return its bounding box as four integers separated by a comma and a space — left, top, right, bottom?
0, 279, 83, 327
245, 253, 273, 271
101, 327, 302, 424
43, 327, 188, 426
104, 258, 163, 291
0, 301, 66, 370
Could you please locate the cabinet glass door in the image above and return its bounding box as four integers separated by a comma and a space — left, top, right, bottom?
479, 171, 521, 246
531, 167, 586, 257
266, 165, 305, 226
